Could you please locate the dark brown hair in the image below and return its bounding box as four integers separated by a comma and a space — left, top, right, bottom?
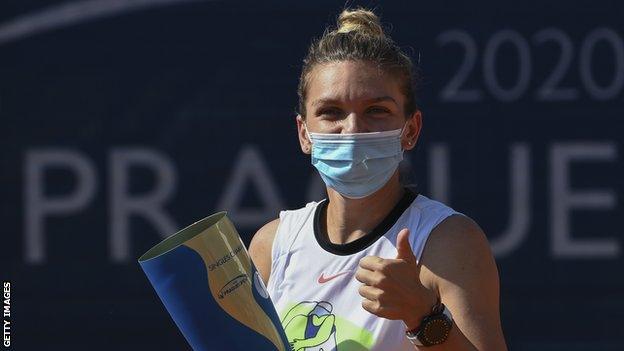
297, 8, 419, 118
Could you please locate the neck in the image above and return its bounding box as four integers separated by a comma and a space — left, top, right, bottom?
323, 171, 405, 245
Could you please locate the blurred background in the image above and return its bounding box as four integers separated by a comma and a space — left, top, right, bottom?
1, 0, 623, 349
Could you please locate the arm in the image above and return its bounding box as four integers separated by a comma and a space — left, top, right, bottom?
247, 218, 280, 286
355, 214, 507, 351
417, 214, 508, 351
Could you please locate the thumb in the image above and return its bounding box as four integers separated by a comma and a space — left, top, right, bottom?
396, 228, 416, 262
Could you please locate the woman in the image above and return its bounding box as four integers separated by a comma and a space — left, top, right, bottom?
249, 8, 507, 351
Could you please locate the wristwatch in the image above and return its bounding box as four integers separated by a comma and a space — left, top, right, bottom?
405, 301, 453, 347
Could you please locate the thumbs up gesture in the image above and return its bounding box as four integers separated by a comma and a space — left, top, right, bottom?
355, 228, 438, 330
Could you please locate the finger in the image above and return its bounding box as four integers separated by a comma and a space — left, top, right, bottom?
355, 268, 390, 287
361, 298, 384, 316
358, 284, 385, 302
359, 255, 386, 271
395, 228, 416, 263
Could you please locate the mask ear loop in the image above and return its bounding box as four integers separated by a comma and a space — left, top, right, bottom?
304, 122, 313, 142
303, 122, 314, 154
399, 122, 410, 149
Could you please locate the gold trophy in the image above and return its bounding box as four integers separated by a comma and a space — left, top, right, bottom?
139, 212, 290, 350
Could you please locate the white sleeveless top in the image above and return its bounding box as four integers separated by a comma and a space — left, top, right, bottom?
266, 190, 460, 351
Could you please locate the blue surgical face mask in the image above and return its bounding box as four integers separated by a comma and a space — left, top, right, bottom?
306, 125, 406, 199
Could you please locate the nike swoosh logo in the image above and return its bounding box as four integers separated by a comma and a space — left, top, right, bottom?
318, 271, 350, 284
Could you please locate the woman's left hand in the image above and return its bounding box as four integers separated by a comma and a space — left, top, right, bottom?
355, 228, 439, 330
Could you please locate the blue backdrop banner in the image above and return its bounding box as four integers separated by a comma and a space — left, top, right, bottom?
1, 1, 623, 350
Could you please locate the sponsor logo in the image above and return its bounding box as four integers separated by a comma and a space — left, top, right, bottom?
218, 274, 248, 299
317, 271, 350, 284
208, 245, 243, 271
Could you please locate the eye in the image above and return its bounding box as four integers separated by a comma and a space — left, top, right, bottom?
366, 106, 391, 115
318, 107, 343, 117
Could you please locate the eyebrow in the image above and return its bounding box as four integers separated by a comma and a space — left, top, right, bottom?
311, 96, 399, 107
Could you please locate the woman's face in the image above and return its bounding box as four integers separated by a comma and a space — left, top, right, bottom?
297, 60, 421, 154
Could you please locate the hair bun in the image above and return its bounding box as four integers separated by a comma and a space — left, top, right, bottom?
337, 8, 385, 37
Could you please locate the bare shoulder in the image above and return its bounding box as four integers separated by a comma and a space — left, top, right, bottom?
420, 214, 496, 286
420, 214, 508, 350
248, 218, 280, 286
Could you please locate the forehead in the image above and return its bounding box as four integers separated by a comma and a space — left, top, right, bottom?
306, 61, 404, 105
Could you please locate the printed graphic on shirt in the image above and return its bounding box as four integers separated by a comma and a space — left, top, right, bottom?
280, 301, 375, 351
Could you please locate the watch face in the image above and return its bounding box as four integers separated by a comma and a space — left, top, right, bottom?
419, 315, 452, 346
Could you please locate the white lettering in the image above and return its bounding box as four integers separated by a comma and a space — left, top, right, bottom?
24, 150, 96, 263
551, 142, 619, 258
429, 143, 450, 203
216, 145, 285, 227
491, 144, 531, 257
110, 148, 178, 262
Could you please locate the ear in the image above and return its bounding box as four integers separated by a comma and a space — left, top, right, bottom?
296, 115, 312, 155
402, 110, 422, 151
